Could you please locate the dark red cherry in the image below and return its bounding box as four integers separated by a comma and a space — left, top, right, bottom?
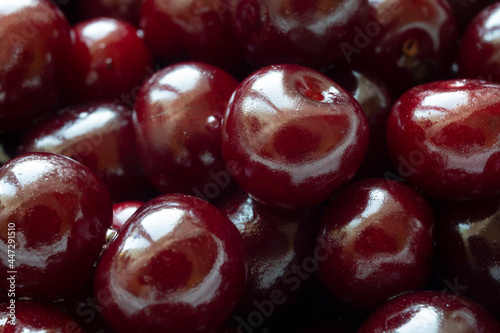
140, 0, 244, 71
326, 68, 395, 178
387, 79, 500, 201
62, 17, 154, 106
231, 0, 369, 68
112, 201, 143, 231
0, 0, 71, 133
352, 0, 457, 94
222, 64, 369, 209
447, 0, 496, 31
317, 178, 434, 310
0, 153, 112, 300
0, 301, 84, 332
218, 189, 321, 317
435, 195, 500, 317
357, 291, 500, 332
94, 194, 246, 333
19, 102, 152, 202
458, 3, 500, 83
78, 0, 142, 26
133, 62, 238, 201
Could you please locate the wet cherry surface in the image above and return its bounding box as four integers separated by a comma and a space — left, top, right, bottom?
218, 189, 321, 316
112, 201, 143, 231
231, 0, 369, 68
353, 0, 457, 94
435, 195, 500, 317
0, 0, 71, 132
94, 194, 246, 333
140, 0, 244, 70
458, 2, 500, 83
0, 153, 112, 300
62, 17, 153, 106
387, 79, 500, 201
317, 178, 434, 310
19, 102, 152, 202
326, 68, 395, 178
78, 0, 142, 26
133, 62, 238, 201
0, 301, 84, 332
222, 64, 369, 209
357, 291, 500, 332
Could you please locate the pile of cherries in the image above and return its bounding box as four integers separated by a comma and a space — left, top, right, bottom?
1, 0, 500, 332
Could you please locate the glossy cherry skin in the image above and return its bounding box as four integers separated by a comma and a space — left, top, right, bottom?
387, 79, 500, 201
19, 102, 152, 202
357, 291, 500, 332
94, 194, 246, 333
0, 153, 112, 300
352, 0, 457, 94
140, 0, 244, 71
0, 0, 71, 133
326, 68, 395, 178
133, 62, 238, 201
458, 3, 500, 83
447, 0, 496, 31
112, 201, 143, 231
231, 0, 369, 68
222, 64, 369, 209
62, 17, 154, 106
435, 195, 500, 317
0, 301, 85, 332
78, 0, 142, 26
218, 189, 321, 317
317, 178, 435, 310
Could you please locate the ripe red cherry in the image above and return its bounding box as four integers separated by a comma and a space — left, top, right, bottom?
218, 189, 321, 317
317, 178, 434, 310
387, 79, 500, 201
447, 0, 496, 31
78, 0, 142, 26
0, 153, 112, 300
458, 3, 500, 83
0, 0, 71, 133
19, 102, 152, 202
94, 194, 246, 333
231, 0, 369, 68
133, 62, 238, 201
112, 201, 143, 231
140, 0, 244, 71
0, 301, 84, 332
357, 291, 500, 332
435, 195, 500, 317
62, 17, 154, 106
352, 0, 457, 94
222, 64, 369, 209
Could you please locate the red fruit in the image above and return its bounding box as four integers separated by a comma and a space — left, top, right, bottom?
0, 153, 112, 300
112, 201, 143, 231
222, 64, 369, 209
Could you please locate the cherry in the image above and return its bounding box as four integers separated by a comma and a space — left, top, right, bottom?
458, 2, 500, 83
0, 153, 112, 300
62, 17, 154, 106
325, 68, 395, 178
231, 0, 369, 68
140, 0, 244, 71
352, 0, 457, 94
94, 194, 246, 333
447, 0, 496, 31
19, 102, 152, 202
222, 64, 369, 209
133, 62, 238, 201
357, 291, 500, 332
78, 0, 142, 26
387, 79, 500, 201
317, 178, 434, 310
218, 188, 321, 317
112, 201, 143, 231
0, 301, 84, 332
435, 195, 500, 317
0, 0, 71, 133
